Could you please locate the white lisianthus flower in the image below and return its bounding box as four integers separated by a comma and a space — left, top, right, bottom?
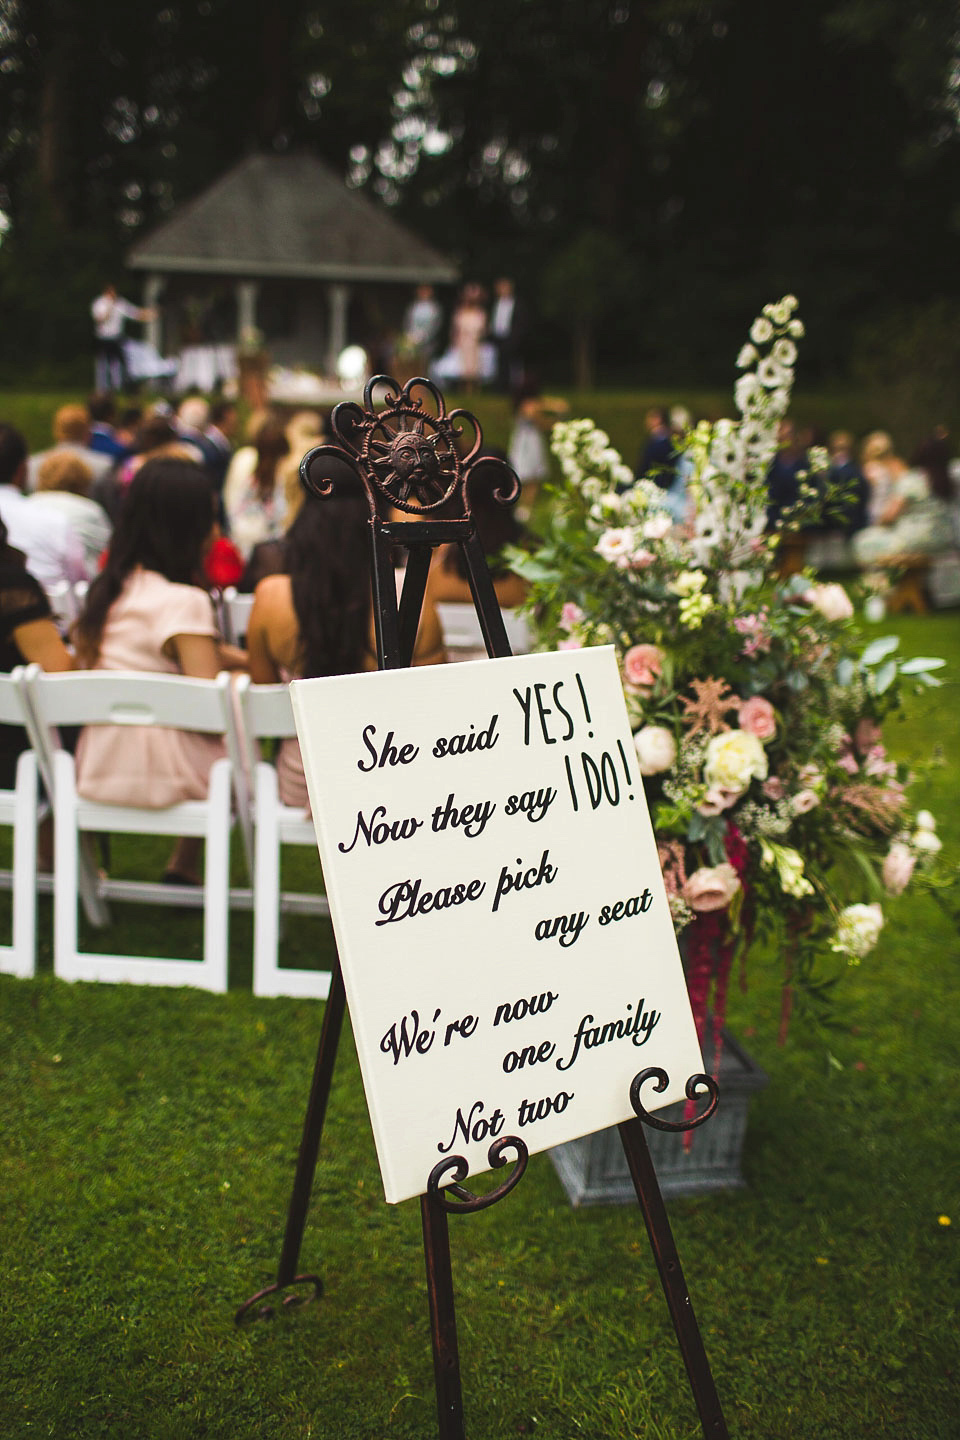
912, 828, 942, 855
831, 903, 884, 960
915, 810, 936, 831
633, 725, 677, 776
750, 316, 774, 345
736, 343, 759, 369
614, 463, 635, 489
704, 729, 768, 794
594, 527, 636, 567
642, 513, 673, 541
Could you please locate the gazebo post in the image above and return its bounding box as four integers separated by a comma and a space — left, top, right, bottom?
326, 282, 350, 374
143, 274, 164, 354
236, 279, 260, 345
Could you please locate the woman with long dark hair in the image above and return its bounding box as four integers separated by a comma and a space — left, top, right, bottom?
246, 477, 445, 809
74, 457, 245, 882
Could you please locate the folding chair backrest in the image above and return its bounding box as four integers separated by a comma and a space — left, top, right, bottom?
436, 602, 533, 658
0, 669, 39, 977
29, 669, 233, 735
25, 666, 236, 992
232, 674, 330, 1000
222, 587, 255, 646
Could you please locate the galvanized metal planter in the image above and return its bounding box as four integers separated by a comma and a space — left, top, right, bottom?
550, 1029, 768, 1205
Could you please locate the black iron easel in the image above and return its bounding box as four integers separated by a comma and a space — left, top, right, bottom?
235, 376, 728, 1440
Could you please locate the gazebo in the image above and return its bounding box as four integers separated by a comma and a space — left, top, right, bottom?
126, 152, 458, 382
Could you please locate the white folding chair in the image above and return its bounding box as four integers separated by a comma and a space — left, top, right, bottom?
0, 671, 40, 977
230, 675, 331, 999
436, 602, 533, 660
221, 587, 255, 647
26, 667, 236, 991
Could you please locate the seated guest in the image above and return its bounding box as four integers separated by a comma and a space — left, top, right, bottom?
87, 394, 131, 461
633, 406, 677, 490
26, 404, 113, 492
426, 457, 529, 609
826, 430, 869, 533
852, 431, 953, 566
30, 451, 112, 578
0, 423, 87, 596
0, 514, 74, 790
246, 476, 445, 810
765, 418, 808, 529
72, 458, 246, 884
223, 417, 290, 560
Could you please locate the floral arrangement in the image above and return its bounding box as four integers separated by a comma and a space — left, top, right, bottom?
508, 298, 949, 1049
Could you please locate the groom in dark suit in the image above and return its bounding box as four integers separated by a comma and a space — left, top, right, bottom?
489, 277, 527, 392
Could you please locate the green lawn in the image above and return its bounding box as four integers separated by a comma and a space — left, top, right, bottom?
1, 383, 895, 464
1, 611, 958, 1438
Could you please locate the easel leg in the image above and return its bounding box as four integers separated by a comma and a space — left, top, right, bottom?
420, 1189, 466, 1440
276, 961, 348, 1283
618, 1118, 729, 1439
235, 961, 347, 1321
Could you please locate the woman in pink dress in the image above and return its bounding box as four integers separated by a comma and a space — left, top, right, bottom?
73, 457, 246, 883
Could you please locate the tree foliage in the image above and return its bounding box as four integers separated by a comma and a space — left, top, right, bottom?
0, 0, 957, 385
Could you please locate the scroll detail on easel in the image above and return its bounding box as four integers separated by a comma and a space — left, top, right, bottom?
291, 645, 703, 1205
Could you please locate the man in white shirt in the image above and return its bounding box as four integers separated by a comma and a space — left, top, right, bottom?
0, 423, 88, 597
91, 282, 155, 392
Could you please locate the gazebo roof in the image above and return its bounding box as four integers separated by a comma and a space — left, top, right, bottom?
127, 152, 458, 284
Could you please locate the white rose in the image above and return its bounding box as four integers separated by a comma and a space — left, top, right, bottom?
703, 729, 768, 794
805, 582, 854, 622
832, 903, 884, 959
633, 725, 677, 776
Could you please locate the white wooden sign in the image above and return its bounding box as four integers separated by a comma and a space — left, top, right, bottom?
291, 646, 702, 1205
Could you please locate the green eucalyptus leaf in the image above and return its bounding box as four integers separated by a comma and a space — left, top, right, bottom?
860, 635, 900, 667
835, 658, 856, 687
874, 659, 897, 694
898, 656, 946, 674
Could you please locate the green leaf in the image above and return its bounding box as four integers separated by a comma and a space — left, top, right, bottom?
898, 656, 946, 674
860, 635, 900, 666
874, 659, 897, 694
836, 658, 856, 687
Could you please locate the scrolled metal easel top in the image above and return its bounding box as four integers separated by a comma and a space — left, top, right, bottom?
298, 374, 520, 520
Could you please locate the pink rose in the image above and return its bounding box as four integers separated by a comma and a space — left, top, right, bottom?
738, 695, 776, 742
837, 752, 859, 775
882, 841, 915, 896
683, 863, 742, 914
558, 635, 583, 650
627, 548, 656, 570
698, 786, 740, 816
763, 776, 785, 801
559, 602, 584, 633
623, 643, 665, 693
854, 718, 883, 754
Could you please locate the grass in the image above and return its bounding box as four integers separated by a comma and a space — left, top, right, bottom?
1, 383, 897, 463
1, 612, 958, 1438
